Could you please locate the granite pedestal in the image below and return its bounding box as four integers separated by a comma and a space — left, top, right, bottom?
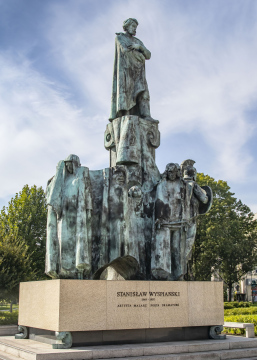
16, 280, 224, 347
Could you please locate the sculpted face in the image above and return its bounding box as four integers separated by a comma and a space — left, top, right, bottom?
115, 171, 125, 185
132, 186, 142, 198
65, 161, 73, 174
166, 165, 177, 181
184, 166, 197, 181
177, 167, 182, 179
126, 21, 137, 36
133, 188, 139, 197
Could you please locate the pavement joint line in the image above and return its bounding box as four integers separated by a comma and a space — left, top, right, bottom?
0, 340, 35, 355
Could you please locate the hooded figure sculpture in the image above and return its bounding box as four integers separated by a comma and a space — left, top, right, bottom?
45, 154, 93, 279
109, 18, 153, 121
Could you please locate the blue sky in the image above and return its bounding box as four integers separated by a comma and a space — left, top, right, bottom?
0, 0, 257, 213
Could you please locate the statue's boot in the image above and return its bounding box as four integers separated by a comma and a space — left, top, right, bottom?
46, 270, 59, 279
151, 268, 170, 280
138, 92, 157, 122
76, 263, 91, 279
100, 266, 125, 280
93, 255, 141, 280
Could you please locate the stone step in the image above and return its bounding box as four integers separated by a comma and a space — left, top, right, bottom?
218, 348, 257, 360
0, 339, 35, 360
110, 349, 257, 360
0, 349, 20, 360
0, 335, 257, 360
113, 352, 257, 360
0, 326, 17, 337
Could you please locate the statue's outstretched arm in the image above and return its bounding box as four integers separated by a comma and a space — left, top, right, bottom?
193, 183, 208, 204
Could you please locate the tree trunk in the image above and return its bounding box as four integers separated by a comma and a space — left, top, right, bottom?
10, 301, 13, 313
228, 284, 233, 302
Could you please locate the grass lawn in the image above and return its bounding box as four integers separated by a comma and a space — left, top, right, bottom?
0, 304, 19, 325
0, 305, 18, 311
0, 310, 18, 325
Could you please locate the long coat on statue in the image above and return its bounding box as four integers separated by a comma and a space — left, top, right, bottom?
45, 160, 93, 279
109, 32, 149, 120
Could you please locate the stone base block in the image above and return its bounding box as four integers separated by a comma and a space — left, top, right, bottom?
28, 326, 210, 346
18, 280, 224, 332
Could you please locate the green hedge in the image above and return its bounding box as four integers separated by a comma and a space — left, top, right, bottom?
224, 314, 257, 336
224, 302, 251, 309
0, 310, 18, 325
224, 307, 257, 316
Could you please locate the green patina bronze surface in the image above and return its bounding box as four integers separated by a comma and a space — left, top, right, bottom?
45, 19, 212, 282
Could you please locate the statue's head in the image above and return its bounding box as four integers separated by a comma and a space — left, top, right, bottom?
180, 159, 196, 181
184, 166, 197, 181
64, 154, 81, 174
165, 163, 181, 181
123, 18, 138, 36
128, 185, 142, 198
113, 166, 126, 185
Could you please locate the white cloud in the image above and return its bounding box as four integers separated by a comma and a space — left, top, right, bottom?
149, 3, 257, 182
1, 0, 257, 212
44, 0, 257, 183
0, 52, 108, 199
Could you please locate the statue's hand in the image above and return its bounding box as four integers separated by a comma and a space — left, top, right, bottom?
133, 51, 145, 63
155, 218, 161, 229
86, 209, 92, 220
128, 44, 141, 51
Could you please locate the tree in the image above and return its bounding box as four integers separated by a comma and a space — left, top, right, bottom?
0, 234, 36, 302
188, 173, 257, 301
0, 185, 47, 278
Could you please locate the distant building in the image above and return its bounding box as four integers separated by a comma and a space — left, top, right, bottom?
239, 213, 257, 301
240, 270, 257, 302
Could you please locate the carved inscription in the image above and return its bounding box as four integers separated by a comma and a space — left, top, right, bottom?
117, 291, 180, 297
116, 291, 180, 308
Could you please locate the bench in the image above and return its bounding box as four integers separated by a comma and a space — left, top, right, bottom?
224, 322, 255, 338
